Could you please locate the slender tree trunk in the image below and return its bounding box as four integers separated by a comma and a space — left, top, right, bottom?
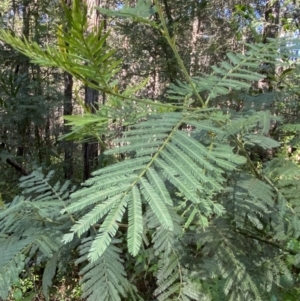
83, 0, 101, 181
32, 0, 43, 164
83, 86, 99, 181
263, 0, 280, 43
16, 0, 31, 159
63, 0, 74, 179
258, 0, 280, 92
156, 0, 178, 83
64, 72, 74, 179
189, 17, 200, 76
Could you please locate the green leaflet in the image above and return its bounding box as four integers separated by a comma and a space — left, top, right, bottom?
98, 0, 157, 26
127, 186, 143, 256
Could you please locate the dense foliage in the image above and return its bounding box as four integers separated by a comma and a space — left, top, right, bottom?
1, 0, 300, 300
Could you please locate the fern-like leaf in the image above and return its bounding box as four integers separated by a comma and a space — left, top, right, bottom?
76, 238, 133, 301
0, 169, 71, 299
63, 112, 246, 261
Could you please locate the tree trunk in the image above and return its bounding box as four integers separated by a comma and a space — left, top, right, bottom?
157, 0, 178, 83
64, 72, 74, 179
16, 0, 31, 158
263, 0, 280, 43
63, 0, 74, 179
258, 0, 280, 92
83, 0, 101, 181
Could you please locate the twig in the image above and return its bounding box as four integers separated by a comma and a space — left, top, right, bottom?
6, 158, 30, 176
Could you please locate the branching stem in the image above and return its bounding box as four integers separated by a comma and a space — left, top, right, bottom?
153, 0, 205, 107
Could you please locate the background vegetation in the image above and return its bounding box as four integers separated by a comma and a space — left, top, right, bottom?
1, 0, 300, 300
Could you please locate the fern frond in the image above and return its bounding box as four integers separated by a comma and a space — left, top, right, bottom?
185, 212, 297, 301
63, 112, 246, 260
222, 173, 275, 232
224, 110, 279, 136
0, 231, 63, 300
263, 158, 300, 238
241, 92, 279, 111
281, 123, 300, 132
0, 0, 121, 93
244, 134, 281, 149
98, 0, 157, 27
42, 252, 59, 301
0, 169, 71, 231
167, 40, 294, 103
77, 238, 132, 301
154, 253, 206, 301
0, 169, 72, 299
148, 206, 182, 257
0, 251, 25, 300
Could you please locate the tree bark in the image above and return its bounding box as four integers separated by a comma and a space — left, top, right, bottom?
83, 0, 101, 181
258, 0, 280, 92
63, 72, 74, 179
63, 0, 74, 179
263, 0, 280, 43
155, 0, 178, 83
6, 158, 29, 176
16, 0, 31, 158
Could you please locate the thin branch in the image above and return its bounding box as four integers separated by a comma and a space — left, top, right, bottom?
153, 0, 205, 107
235, 228, 297, 255
6, 158, 30, 176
